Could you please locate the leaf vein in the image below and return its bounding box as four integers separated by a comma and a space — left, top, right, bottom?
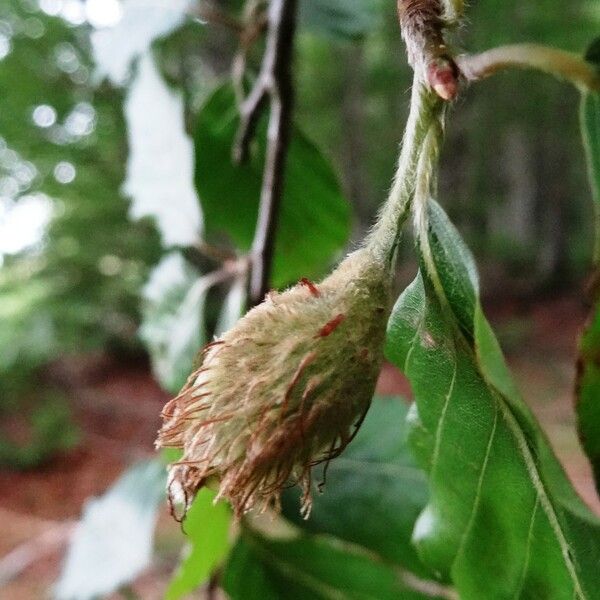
403, 309, 426, 374
497, 397, 586, 599
454, 402, 498, 564
430, 359, 457, 476
512, 495, 539, 600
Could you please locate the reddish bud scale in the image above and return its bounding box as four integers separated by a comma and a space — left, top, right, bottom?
427, 59, 459, 100
397, 0, 459, 101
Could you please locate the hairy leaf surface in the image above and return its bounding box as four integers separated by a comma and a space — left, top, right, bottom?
386, 200, 600, 598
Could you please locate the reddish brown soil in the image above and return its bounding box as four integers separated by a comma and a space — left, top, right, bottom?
1, 294, 599, 598
0, 358, 173, 599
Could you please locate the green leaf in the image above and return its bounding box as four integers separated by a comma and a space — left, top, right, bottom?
578, 303, 600, 494
282, 397, 431, 578
299, 0, 382, 40
194, 83, 351, 288
165, 489, 232, 600
55, 460, 166, 600
385, 200, 600, 598
223, 531, 450, 600
580, 88, 600, 260
139, 252, 208, 394
577, 37, 600, 496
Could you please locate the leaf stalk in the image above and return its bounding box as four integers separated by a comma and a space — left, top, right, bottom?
457, 44, 600, 92
364, 81, 444, 267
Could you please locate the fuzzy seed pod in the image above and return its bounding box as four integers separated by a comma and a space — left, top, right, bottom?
156, 248, 392, 519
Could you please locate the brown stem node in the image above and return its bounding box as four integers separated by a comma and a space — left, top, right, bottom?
397, 0, 459, 101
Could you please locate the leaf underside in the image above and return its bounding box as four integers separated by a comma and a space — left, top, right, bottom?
55, 461, 166, 600
578, 59, 600, 495
386, 200, 600, 599
223, 532, 446, 600
282, 397, 431, 578
222, 399, 453, 599
139, 252, 207, 393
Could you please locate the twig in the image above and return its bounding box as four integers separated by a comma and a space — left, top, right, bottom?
400, 569, 459, 600
182, 244, 239, 274
0, 521, 76, 585
233, 80, 269, 164
232, 0, 269, 107
232, 0, 275, 163
233, 0, 298, 306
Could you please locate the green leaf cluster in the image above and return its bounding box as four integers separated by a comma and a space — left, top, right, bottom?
386, 199, 600, 597
223, 399, 452, 600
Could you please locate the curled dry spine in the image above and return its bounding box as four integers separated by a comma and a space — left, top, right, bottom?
397, 0, 461, 101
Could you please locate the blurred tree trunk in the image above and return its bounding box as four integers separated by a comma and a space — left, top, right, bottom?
536, 92, 572, 289
486, 125, 536, 260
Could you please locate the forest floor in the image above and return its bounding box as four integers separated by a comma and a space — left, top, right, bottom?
0, 293, 598, 599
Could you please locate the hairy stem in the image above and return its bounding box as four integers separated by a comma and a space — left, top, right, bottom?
397, 0, 459, 101
441, 0, 464, 23
364, 79, 443, 266
364, 1, 454, 266
413, 126, 448, 308
457, 44, 600, 92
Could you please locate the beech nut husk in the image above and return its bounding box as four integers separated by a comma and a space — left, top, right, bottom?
156, 248, 392, 519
